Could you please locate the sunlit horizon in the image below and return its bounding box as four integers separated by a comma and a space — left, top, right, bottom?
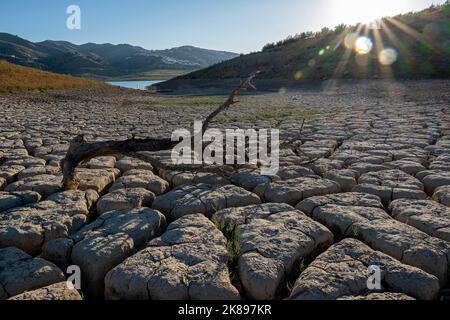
300, 2, 448, 91
0, 0, 447, 53
325, 0, 436, 25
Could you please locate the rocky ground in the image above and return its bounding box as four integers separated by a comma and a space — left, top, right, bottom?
0, 80, 449, 300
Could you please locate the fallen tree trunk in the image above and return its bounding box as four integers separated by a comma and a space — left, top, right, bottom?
61, 72, 259, 190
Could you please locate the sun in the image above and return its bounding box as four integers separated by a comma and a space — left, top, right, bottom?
354, 37, 373, 55
311, 0, 441, 82
328, 0, 421, 25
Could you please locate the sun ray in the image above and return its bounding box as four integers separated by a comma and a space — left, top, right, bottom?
386, 17, 444, 54
381, 19, 416, 63
334, 24, 364, 77
362, 24, 370, 37
354, 24, 372, 78
368, 21, 402, 97
371, 23, 395, 79
323, 24, 364, 92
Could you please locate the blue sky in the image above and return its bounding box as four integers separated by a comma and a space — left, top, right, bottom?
0, 0, 446, 53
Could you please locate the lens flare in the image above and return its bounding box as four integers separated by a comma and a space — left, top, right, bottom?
344, 32, 359, 49
294, 71, 303, 80
378, 48, 398, 65
354, 37, 373, 55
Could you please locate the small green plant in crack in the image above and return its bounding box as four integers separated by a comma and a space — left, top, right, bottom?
321, 165, 330, 178
212, 216, 247, 297
286, 280, 295, 293
298, 259, 306, 274
350, 226, 360, 239
285, 258, 307, 297
226, 227, 242, 268
212, 217, 242, 268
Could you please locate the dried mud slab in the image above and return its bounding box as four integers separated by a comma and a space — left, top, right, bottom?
8, 282, 82, 300
160, 170, 229, 188
4, 174, 62, 197
0, 165, 25, 184
115, 157, 153, 173
297, 193, 450, 286
353, 169, 427, 205
324, 169, 358, 192
17, 166, 60, 180
389, 199, 450, 242
337, 293, 415, 300
97, 188, 155, 215
83, 156, 117, 170
0, 247, 65, 300
213, 203, 333, 300
288, 239, 439, 300
153, 183, 261, 220
70, 208, 166, 297
76, 168, 121, 194
384, 160, 426, 176
433, 185, 450, 207
253, 177, 340, 206
105, 214, 240, 300
276, 166, 317, 181
0, 191, 41, 212
421, 171, 450, 195
110, 169, 169, 195
0, 190, 98, 255
230, 169, 278, 191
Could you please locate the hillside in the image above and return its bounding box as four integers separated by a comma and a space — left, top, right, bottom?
0, 60, 107, 93
0, 34, 239, 80
154, 3, 450, 93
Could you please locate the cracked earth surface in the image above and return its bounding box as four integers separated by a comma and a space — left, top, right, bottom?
0, 81, 449, 300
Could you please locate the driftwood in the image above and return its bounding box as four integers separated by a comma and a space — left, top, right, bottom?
61, 72, 259, 190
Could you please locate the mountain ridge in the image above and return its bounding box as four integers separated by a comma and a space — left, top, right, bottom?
0, 33, 239, 79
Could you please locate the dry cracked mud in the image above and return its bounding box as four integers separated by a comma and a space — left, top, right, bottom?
0, 80, 450, 300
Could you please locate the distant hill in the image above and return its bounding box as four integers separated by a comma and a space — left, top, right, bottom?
155, 3, 450, 93
0, 34, 239, 79
0, 60, 107, 93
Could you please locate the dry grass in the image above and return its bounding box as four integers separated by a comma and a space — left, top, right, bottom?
144, 94, 317, 127
0, 60, 108, 93
146, 95, 241, 107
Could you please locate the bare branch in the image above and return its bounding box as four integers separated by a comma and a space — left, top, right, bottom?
201, 71, 259, 134
61, 72, 259, 190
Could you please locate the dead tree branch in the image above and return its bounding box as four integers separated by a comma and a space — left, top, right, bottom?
61, 72, 259, 190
